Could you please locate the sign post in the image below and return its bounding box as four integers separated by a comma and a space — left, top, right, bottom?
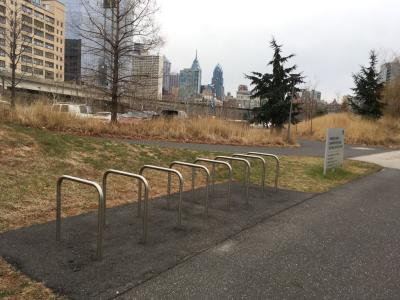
324, 128, 345, 175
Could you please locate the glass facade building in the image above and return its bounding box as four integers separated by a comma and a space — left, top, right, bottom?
212, 64, 224, 100
179, 52, 202, 101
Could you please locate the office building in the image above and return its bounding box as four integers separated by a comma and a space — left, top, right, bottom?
162, 56, 171, 93
64, 39, 81, 82
234, 85, 260, 109
212, 64, 224, 100
0, 0, 65, 81
131, 54, 163, 100
379, 60, 400, 83
298, 89, 322, 102
179, 52, 202, 101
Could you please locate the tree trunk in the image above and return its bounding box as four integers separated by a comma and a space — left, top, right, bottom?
110, 5, 119, 124
10, 65, 16, 109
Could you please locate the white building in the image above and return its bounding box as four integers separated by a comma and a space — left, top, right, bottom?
379, 60, 400, 83
235, 85, 260, 109
131, 54, 164, 100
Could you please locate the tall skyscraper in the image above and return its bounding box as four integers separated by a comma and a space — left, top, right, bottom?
162, 56, 171, 93
212, 64, 224, 100
64, 39, 81, 82
62, 0, 83, 39
179, 52, 202, 101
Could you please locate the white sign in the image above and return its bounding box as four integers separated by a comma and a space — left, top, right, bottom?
324, 128, 345, 175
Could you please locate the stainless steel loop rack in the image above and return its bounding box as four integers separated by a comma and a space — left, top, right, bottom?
139, 165, 184, 227
247, 152, 280, 191
169, 161, 210, 218
56, 175, 105, 260
214, 156, 251, 205
194, 158, 233, 209
102, 169, 150, 243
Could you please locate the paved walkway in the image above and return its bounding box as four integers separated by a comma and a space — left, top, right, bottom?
119, 167, 400, 299
124, 138, 389, 158
352, 150, 400, 169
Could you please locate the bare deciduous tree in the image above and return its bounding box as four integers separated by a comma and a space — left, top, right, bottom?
78, 0, 162, 123
0, 1, 32, 108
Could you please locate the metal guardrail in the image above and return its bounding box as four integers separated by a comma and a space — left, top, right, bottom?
56, 175, 105, 260
102, 170, 150, 243
232, 154, 266, 194
214, 156, 251, 205
169, 161, 210, 218
139, 165, 184, 227
247, 152, 280, 191
194, 158, 232, 209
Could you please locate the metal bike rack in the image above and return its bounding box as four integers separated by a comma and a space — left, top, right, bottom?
215, 156, 251, 205
169, 161, 210, 218
194, 158, 232, 209
56, 175, 104, 260
102, 170, 150, 243
139, 165, 184, 227
247, 152, 280, 191
232, 154, 266, 194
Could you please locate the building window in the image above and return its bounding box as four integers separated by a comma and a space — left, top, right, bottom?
22, 5, 32, 15
0, 15, 6, 24
34, 11, 44, 19
21, 55, 32, 63
34, 19, 44, 28
34, 48, 43, 56
45, 61, 54, 68
45, 42, 54, 50
34, 29, 44, 37
45, 52, 54, 59
33, 39, 44, 47
0, 48, 5, 57
45, 33, 54, 41
0, 60, 5, 68
22, 25, 33, 33
22, 45, 32, 53
21, 65, 33, 73
23, 35, 32, 43
46, 24, 54, 32
34, 68, 43, 75
33, 58, 43, 65
45, 15, 54, 24
45, 70, 54, 79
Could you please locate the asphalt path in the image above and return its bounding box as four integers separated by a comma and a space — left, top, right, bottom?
119, 167, 400, 299
125, 138, 389, 158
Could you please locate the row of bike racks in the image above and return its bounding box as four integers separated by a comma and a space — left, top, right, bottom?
56, 152, 280, 260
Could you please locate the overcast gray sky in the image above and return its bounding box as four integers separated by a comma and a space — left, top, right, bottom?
157, 0, 399, 102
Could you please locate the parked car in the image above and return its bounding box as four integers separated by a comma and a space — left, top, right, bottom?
92, 111, 112, 121
143, 111, 159, 118
119, 111, 153, 123
51, 103, 93, 117
161, 109, 188, 119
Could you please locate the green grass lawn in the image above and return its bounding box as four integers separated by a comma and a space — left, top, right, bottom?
0, 123, 381, 298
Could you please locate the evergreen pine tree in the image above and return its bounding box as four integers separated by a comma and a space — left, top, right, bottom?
246, 39, 303, 129
349, 50, 385, 119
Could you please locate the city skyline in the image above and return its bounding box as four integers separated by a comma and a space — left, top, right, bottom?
158, 0, 400, 101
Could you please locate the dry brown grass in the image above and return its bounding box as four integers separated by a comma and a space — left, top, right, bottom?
296, 112, 400, 147
2, 102, 289, 146
0, 258, 63, 299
